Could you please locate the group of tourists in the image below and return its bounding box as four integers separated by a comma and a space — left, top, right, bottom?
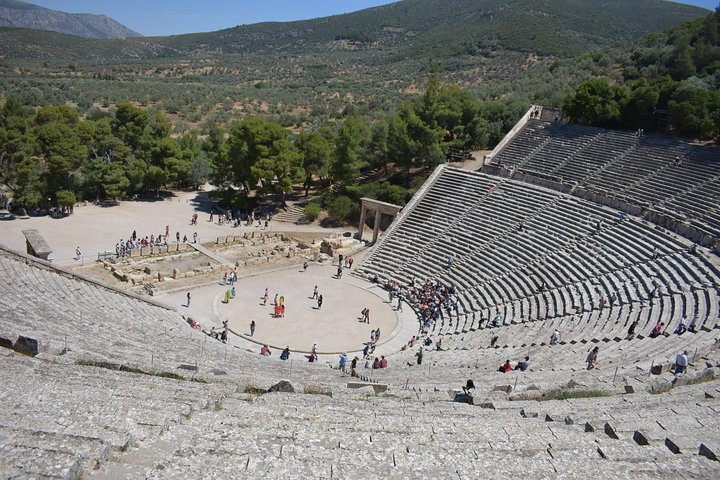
383, 277, 462, 334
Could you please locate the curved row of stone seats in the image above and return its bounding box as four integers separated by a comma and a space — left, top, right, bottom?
357, 167, 719, 337
491, 119, 720, 237
0, 246, 348, 390
0, 351, 238, 479
94, 373, 720, 479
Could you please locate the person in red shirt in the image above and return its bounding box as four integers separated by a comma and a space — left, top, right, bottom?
498, 359, 512, 373
379, 356, 388, 368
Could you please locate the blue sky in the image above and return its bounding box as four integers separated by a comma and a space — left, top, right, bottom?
28, 0, 719, 36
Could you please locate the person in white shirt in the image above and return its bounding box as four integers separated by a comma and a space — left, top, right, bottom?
674, 350, 689, 375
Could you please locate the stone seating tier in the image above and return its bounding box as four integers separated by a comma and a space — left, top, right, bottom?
491, 119, 720, 237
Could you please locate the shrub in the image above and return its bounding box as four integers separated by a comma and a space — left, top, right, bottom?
55, 189, 76, 207
304, 202, 321, 221
326, 195, 356, 223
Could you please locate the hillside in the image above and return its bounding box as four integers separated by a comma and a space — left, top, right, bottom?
0, 0, 707, 60
0, 0, 141, 39
0, 0, 711, 130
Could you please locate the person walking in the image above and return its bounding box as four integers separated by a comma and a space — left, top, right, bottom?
351, 356, 358, 376
186, 292, 191, 307
586, 346, 599, 370
312, 285, 318, 299
75, 246, 81, 261
339, 353, 348, 372
250, 320, 256, 337
317, 294, 323, 310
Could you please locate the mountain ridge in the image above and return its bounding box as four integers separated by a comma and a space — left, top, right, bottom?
0, 0, 709, 60
0, 0, 141, 39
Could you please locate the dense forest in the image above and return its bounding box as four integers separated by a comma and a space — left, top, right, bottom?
1, 7, 718, 225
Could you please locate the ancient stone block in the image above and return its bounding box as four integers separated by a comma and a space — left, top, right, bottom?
604, 422, 619, 440
624, 385, 635, 394
699, 443, 718, 462
585, 422, 595, 432
347, 382, 387, 394
493, 384, 512, 394
304, 385, 333, 397
633, 431, 649, 446
665, 437, 681, 454
14, 335, 41, 357
269, 381, 295, 393
0, 336, 13, 350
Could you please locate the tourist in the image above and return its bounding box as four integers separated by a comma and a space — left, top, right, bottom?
650, 321, 664, 338
362, 344, 370, 358
312, 285, 318, 299
348, 257, 353, 269
351, 356, 358, 376
454, 380, 475, 404
231, 286, 236, 299
372, 357, 380, 369
75, 246, 81, 261
337, 264, 343, 279
317, 294, 323, 310
550, 330, 561, 345
436, 338, 443, 351
379, 356, 388, 368
223, 290, 231, 303
263, 288, 269, 305
688, 316, 698, 333
312, 342, 317, 356
514, 356, 530, 371
186, 292, 191, 307
586, 346, 599, 370
674, 316, 687, 335
250, 320, 256, 337
303, 261, 308, 272
260, 345, 271, 356
280, 347, 290, 361
339, 352, 348, 371
674, 350, 689, 375
416, 347, 424, 365
365, 356, 373, 369
193, 232, 197, 243
627, 319, 639, 337
498, 359, 512, 373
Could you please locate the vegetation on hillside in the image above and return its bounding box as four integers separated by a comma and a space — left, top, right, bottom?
0, 0, 707, 131
564, 6, 720, 139
0, 72, 509, 223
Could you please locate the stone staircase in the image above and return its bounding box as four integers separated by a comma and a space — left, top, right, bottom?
272, 204, 308, 224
